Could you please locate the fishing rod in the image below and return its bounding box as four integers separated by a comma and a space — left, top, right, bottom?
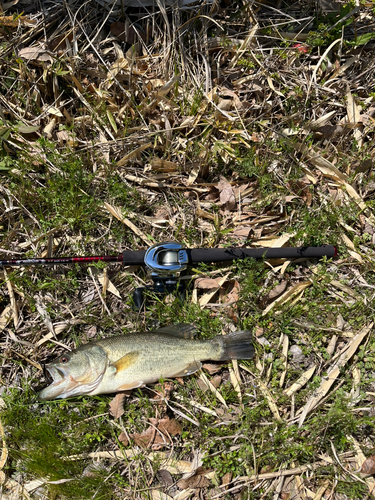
1, 242, 337, 308
0, 243, 337, 268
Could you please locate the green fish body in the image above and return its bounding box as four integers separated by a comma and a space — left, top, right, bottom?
39, 323, 254, 401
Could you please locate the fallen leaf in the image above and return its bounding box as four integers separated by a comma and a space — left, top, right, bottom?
360, 454, 375, 474
18, 46, 53, 62
202, 363, 222, 374
153, 381, 174, 400
287, 179, 312, 206
298, 322, 373, 427
0, 15, 37, 28
149, 490, 173, 500
151, 158, 179, 172
199, 273, 230, 307
109, 393, 126, 419
217, 177, 236, 211
259, 281, 288, 307
221, 471, 232, 489
198, 371, 227, 407
195, 277, 221, 289
118, 432, 129, 446
132, 427, 158, 448
313, 124, 344, 141
219, 279, 240, 305
0, 305, 12, 332
233, 226, 251, 241
131, 417, 182, 449
104, 202, 150, 244
177, 466, 211, 489
158, 469, 174, 487
48, 33, 74, 52
262, 281, 311, 316
196, 378, 209, 392
154, 417, 182, 436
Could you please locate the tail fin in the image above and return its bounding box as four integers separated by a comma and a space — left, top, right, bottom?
217, 330, 254, 361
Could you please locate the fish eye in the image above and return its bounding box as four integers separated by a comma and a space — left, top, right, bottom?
60, 355, 69, 364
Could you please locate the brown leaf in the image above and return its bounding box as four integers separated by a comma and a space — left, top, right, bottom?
202, 363, 222, 375
0, 15, 36, 28
132, 427, 157, 448
151, 158, 179, 172
287, 179, 312, 206
197, 378, 209, 392
118, 432, 129, 446
211, 375, 222, 388
48, 33, 74, 52
195, 277, 221, 290
361, 454, 375, 474
204, 187, 219, 202
177, 467, 211, 489
154, 381, 174, 400
155, 417, 182, 436
313, 124, 344, 141
131, 417, 182, 449
259, 281, 288, 307
158, 469, 174, 487
221, 472, 232, 489
217, 177, 236, 211
109, 393, 126, 419
18, 46, 53, 62
219, 279, 240, 305
233, 226, 251, 241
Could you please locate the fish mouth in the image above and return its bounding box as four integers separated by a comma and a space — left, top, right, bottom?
38, 365, 71, 401
43, 364, 56, 385
38, 364, 105, 401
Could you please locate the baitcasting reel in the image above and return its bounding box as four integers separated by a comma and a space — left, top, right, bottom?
132, 242, 189, 310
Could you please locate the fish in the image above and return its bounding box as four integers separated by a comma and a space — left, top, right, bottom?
38, 323, 254, 401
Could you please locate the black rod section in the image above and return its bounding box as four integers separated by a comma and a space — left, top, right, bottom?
187, 245, 336, 263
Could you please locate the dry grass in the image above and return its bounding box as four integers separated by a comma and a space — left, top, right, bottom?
0, 0, 375, 498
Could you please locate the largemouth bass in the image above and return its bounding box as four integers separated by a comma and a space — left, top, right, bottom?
38, 323, 254, 401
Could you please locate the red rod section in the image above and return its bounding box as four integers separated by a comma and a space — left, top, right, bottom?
0, 255, 123, 266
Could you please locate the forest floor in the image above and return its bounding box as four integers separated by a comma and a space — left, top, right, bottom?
0, 0, 375, 498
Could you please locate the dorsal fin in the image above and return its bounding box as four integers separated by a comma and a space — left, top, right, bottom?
154, 323, 196, 339
111, 351, 140, 374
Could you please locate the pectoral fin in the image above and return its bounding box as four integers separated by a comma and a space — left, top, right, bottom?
111, 351, 139, 374
173, 360, 202, 377
118, 381, 144, 391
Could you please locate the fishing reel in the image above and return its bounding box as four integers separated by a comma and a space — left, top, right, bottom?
132, 242, 189, 310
